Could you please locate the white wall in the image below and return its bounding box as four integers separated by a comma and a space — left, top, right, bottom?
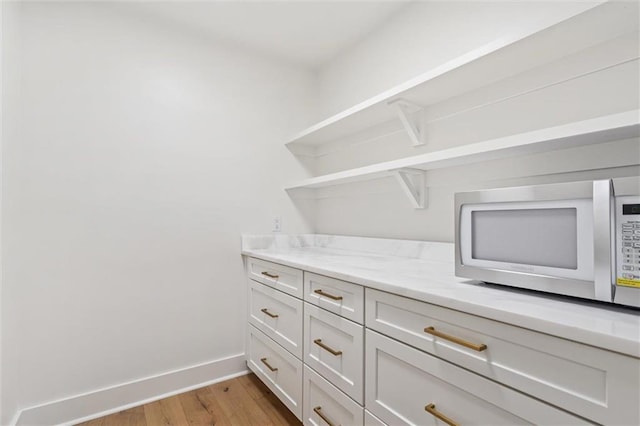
0, 2, 4, 422
1, 2, 22, 422
309, 1, 640, 242
1, 2, 315, 424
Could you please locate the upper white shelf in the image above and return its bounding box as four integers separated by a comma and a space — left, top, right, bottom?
284, 110, 640, 191
286, 1, 637, 151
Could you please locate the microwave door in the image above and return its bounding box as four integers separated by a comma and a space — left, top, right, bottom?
458, 199, 597, 299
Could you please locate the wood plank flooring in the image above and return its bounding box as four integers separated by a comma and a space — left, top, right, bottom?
76, 373, 301, 426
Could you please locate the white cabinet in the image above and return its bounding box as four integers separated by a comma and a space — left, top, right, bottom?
248, 279, 303, 359
247, 257, 304, 298
364, 410, 386, 426
247, 325, 303, 419
303, 302, 364, 404
365, 330, 589, 426
304, 272, 364, 324
365, 288, 639, 425
246, 257, 365, 423
245, 256, 638, 425
303, 366, 364, 426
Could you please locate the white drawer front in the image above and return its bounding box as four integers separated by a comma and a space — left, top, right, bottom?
365, 288, 639, 425
304, 302, 364, 404
366, 330, 589, 426
304, 272, 364, 324
247, 325, 303, 419
303, 365, 363, 426
248, 257, 303, 298
364, 410, 386, 426
248, 280, 303, 359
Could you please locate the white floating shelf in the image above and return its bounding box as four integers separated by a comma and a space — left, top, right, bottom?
285, 110, 640, 193
286, 2, 637, 152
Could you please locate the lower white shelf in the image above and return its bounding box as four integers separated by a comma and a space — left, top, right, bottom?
285, 110, 640, 195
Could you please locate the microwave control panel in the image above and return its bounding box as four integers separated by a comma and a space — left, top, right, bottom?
616, 195, 640, 288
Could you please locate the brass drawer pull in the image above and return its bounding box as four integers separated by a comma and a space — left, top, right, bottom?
260, 308, 278, 318
313, 339, 342, 356
424, 326, 487, 352
261, 271, 279, 279
314, 289, 343, 301
425, 403, 459, 426
260, 357, 278, 372
313, 406, 335, 426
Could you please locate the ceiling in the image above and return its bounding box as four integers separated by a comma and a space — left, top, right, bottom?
121, 1, 412, 68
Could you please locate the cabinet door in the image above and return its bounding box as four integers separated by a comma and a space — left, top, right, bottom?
304, 303, 364, 404
303, 365, 363, 426
366, 288, 639, 425
247, 325, 303, 420
249, 280, 303, 359
247, 257, 303, 298
365, 330, 589, 426
304, 272, 364, 324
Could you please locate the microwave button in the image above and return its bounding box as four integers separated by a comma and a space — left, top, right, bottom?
634, 243, 640, 248
623, 247, 633, 253
635, 224, 640, 228
623, 265, 634, 271
623, 242, 633, 247
623, 231, 633, 236
623, 236, 633, 240
622, 273, 635, 279
623, 224, 634, 229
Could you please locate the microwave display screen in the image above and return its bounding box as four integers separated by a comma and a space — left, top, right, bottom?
471, 208, 578, 269
622, 204, 640, 215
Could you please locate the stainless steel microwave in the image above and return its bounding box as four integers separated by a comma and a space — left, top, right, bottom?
455, 176, 640, 308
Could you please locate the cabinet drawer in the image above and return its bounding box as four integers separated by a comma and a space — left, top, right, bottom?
365, 330, 589, 426
304, 272, 364, 324
247, 257, 303, 298
248, 280, 303, 359
366, 288, 639, 425
304, 303, 364, 404
247, 325, 303, 419
303, 365, 363, 426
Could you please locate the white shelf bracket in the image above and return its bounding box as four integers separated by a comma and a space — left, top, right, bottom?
392, 168, 427, 209
389, 98, 425, 147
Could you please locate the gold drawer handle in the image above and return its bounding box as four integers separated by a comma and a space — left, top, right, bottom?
425, 403, 459, 426
313, 406, 335, 426
314, 289, 343, 301
261, 271, 279, 279
313, 339, 342, 356
260, 308, 279, 318
260, 357, 278, 372
424, 326, 487, 352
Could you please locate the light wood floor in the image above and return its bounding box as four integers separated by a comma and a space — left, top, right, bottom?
76, 373, 301, 426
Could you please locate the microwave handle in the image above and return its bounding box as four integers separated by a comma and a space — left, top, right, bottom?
593, 179, 614, 303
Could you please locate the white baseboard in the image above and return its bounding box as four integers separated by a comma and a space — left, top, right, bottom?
14, 353, 248, 426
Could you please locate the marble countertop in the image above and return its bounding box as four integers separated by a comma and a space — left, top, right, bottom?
242, 234, 640, 358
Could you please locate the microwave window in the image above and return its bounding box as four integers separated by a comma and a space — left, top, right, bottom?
471, 208, 578, 269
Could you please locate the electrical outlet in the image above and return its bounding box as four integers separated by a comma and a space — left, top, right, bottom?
273, 216, 282, 233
